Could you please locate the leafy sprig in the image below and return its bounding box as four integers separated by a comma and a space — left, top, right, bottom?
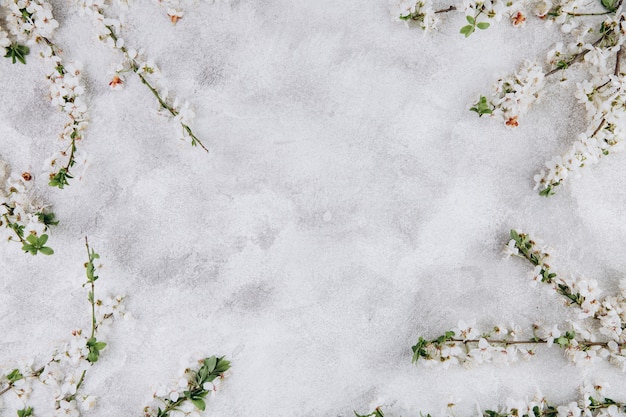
355, 407, 386, 417
21, 233, 54, 255
470, 96, 493, 117
354, 396, 626, 417
1, 202, 57, 256
84, 238, 105, 363
460, 14, 490, 37
146, 356, 231, 417
4, 43, 30, 64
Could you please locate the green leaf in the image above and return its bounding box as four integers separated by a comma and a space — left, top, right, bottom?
4, 43, 29, 65
214, 357, 231, 373
466, 15, 475, 24
7, 369, 23, 383
37, 212, 59, 227
205, 356, 217, 373
539, 186, 555, 197
460, 25, 474, 37
191, 398, 206, 411
38, 246, 54, 255
87, 351, 99, 363
48, 168, 73, 189
477, 22, 490, 29
601, 0, 618, 11
17, 407, 33, 417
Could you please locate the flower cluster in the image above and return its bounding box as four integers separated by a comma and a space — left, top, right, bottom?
41, 51, 90, 189
473, 61, 545, 127
411, 319, 617, 369
535, 44, 626, 195
0, 159, 57, 255
395, 0, 439, 32
74, 0, 208, 151
143, 356, 231, 417
2, 0, 59, 43
355, 382, 626, 417
412, 322, 539, 369
394, 0, 619, 35
3, 0, 90, 189
506, 229, 626, 370
0, 241, 126, 416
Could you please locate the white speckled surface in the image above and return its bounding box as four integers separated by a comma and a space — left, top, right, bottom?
2, 1, 626, 416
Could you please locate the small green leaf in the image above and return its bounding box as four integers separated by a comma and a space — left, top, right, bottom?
4, 43, 29, 65
601, 0, 617, 11
7, 369, 23, 383
466, 15, 475, 24
205, 356, 217, 373
38, 246, 54, 255
191, 398, 206, 411
477, 22, 490, 29
460, 25, 474, 37
17, 407, 33, 417
539, 186, 555, 197
87, 351, 99, 363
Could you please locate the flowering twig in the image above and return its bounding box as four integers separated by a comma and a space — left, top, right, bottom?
0, 160, 57, 255
74, 0, 207, 152
505, 229, 626, 370
0, 241, 126, 415
3, 0, 90, 189
411, 321, 622, 369
142, 356, 231, 417
355, 385, 626, 417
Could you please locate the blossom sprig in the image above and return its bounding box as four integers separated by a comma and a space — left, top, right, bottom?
355, 383, 626, 417
73, 0, 208, 152
534, 45, 626, 195
142, 356, 231, 417
471, 61, 545, 128
2, 0, 90, 189
395, 0, 623, 35
464, 3, 626, 195
0, 160, 57, 255
397, 0, 443, 32
411, 320, 624, 369
506, 229, 626, 370
0, 4, 27, 65
0, 239, 126, 416
506, 229, 623, 327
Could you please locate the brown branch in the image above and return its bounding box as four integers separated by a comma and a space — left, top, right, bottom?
435, 5, 456, 13
615, 46, 624, 76
546, 36, 606, 77
452, 338, 619, 347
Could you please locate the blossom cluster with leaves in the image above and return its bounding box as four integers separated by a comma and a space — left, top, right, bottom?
73, 0, 207, 152
505, 229, 626, 370
0, 159, 57, 255
1, 0, 90, 189
397, 0, 626, 196
0, 240, 126, 416
410, 229, 626, 371
355, 382, 626, 417
143, 356, 231, 417
468, 3, 626, 195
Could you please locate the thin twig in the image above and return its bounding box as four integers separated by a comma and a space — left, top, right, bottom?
452, 338, 619, 347
105, 26, 209, 153
546, 36, 606, 77
435, 5, 456, 13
